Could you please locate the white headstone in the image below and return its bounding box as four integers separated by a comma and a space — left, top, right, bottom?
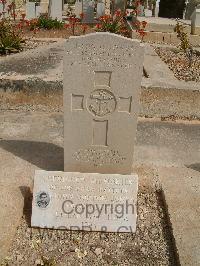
0, 1, 10, 18
74, 0, 83, 18
96, 1, 105, 18
137, 4, 145, 16
40, 0, 49, 14
144, 8, 152, 17
64, 33, 144, 175
191, 5, 200, 34
155, 0, 160, 17
31, 170, 138, 232
36, 3, 41, 17
49, 0, 62, 21
113, 0, 126, 13
82, 0, 95, 23
26, 1, 39, 20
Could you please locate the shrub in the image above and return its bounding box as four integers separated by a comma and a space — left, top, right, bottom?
0, 19, 24, 55
29, 15, 64, 31
174, 19, 193, 66
37, 15, 64, 29
95, 10, 130, 37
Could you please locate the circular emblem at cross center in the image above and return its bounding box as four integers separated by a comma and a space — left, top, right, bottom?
87, 89, 117, 117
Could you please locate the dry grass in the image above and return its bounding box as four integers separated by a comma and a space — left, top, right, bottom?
0, 91, 63, 112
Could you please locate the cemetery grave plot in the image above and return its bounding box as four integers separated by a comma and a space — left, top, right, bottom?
4, 186, 176, 266
155, 47, 200, 82
19, 39, 56, 52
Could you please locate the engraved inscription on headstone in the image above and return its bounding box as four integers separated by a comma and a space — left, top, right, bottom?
31, 171, 138, 232
64, 33, 144, 174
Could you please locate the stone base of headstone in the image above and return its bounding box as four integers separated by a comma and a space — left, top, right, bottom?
31, 170, 138, 233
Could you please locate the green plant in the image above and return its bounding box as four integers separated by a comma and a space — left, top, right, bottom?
37, 15, 64, 29
174, 19, 193, 66
0, 19, 24, 54
28, 15, 64, 31
95, 10, 130, 37
134, 20, 148, 42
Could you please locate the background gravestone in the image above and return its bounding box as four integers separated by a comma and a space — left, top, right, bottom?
64, 33, 144, 175
191, 4, 200, 34
49, 0, 62, 21
74, 0, 83, 18
112, 0, 126, 14
96, 0, 105, 18
26, 1, 41, 20
82, 0, 95, 23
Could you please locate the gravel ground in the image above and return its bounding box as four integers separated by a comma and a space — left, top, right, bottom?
155, 47, 200, 82
22, 40, 56, 52
2, 183, 176, 266
0, 40, 54, 57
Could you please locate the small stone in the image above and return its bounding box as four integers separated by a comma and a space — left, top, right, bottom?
16, 254, 23, 261
35, 258, 44, 265
94, 247, 102, 256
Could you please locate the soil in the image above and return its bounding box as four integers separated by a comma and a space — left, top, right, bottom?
155, 47, 200, 82
23, 25, 96, 39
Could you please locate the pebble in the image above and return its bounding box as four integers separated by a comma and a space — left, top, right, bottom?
155, 47, 200, 82
94, 248, 102, 256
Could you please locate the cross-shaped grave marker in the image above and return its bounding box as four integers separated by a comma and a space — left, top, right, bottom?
64, 33, 144, 174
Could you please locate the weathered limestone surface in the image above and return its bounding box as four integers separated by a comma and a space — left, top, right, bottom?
64, 33, 144, 174
31, 171, 138, 232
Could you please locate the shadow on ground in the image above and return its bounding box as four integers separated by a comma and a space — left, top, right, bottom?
185, 163, 200, 173
19, 186, 32, 227
0, 140, 64, 171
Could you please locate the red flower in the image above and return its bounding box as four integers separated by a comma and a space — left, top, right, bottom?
16, 22, 23, 29
64, 23, 70, 29
81, 24, 87, 34
21, 13, 26, 20
141, 20, 147, 28
96, 23, 101, 29
115, 9, 121, 17
79, 12, 84, 19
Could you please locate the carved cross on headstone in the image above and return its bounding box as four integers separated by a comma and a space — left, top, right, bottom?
71, 71, 133, 147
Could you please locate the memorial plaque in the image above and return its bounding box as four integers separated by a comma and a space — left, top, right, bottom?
64, 33, 144, 174
31, 170, 138, 232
